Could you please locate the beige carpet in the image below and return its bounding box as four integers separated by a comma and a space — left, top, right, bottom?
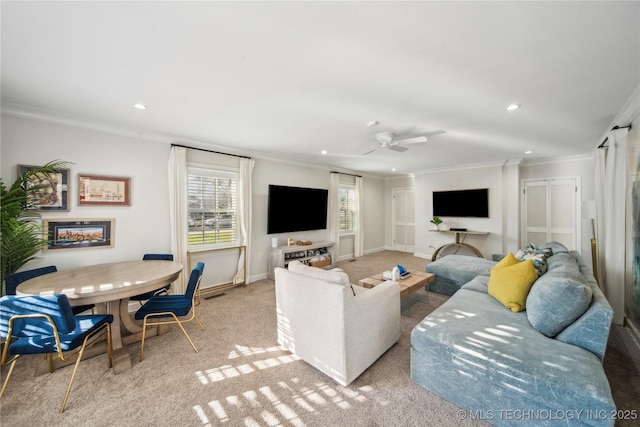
1, 251, 638, 426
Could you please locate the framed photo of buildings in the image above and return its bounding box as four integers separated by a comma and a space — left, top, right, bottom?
78, 174, 130, 206
44, 218, 115, 251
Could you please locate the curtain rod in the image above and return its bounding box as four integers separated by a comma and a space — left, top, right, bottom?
171, 143, 252, 159
597, 124, 633, 149
330, 171, 362, 178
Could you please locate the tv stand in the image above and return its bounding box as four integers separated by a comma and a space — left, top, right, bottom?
269, 241, 335, 280
430, 230, 488, 261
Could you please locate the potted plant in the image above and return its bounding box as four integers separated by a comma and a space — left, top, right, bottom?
430, 216, 443, 230
1, 160, 69, 295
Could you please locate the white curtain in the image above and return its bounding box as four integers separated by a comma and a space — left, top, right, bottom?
595, 149, 606, 286
233, 158, 255, 284
595, 128, 629, 325
169, 145, 188, 293
329, 173, 341, 260
354, 176, 364, 257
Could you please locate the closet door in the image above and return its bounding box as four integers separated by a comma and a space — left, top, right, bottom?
393, 188, 415, 252
522, 178, 579, 249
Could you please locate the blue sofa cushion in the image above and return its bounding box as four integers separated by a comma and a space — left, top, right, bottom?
425, 255, 496, 296
540, 240, 570, 254
526, 257, 593, 337
410, 288, 614, 418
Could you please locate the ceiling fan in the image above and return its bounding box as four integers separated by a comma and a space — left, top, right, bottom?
362, 130, 445, 155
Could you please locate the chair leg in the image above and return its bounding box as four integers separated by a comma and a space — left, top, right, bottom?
139, 313, 199, 362
59, 323, 111, 414
193, 311, 205, 331
60, 344, 86, 413
0, 357, 19, 398
171, 314, 198, 353
139, 319, 149, 362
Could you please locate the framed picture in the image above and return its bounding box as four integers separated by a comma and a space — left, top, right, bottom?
78, 174, 130, 206
18, 165, 69, 211
44, 218, 115, 251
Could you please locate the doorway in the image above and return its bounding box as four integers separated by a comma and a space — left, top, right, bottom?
521, 177, 581, 250
392, 188, 415, 252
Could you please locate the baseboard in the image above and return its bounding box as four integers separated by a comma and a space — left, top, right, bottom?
413, 252, 432, 260
249, 272, 269, 283
364, 246, 385, 255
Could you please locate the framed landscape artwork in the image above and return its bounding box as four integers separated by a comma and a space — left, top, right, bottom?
18, 164, 69, 211
78, 174, 130, 206
44, 218, 115, 251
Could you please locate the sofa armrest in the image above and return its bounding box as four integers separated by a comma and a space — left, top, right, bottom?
343, 281, 401, 379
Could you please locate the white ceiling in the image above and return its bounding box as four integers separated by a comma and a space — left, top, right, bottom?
2, 1, 639, 177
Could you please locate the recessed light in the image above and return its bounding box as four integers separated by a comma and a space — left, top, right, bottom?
525, 150, 533, 154
506, 104, 520, 111
321, 150, 327, 155
133, 103, 147, 110
391, 168, 396, 172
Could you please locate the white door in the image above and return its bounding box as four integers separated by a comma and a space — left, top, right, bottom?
522, 178, 580, 250
393, 188, 415, 252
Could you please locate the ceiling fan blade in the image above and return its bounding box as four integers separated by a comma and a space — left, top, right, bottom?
423, 129, 446, 137
388, 145, 408, 153
396, 136, 427, 144
362, 147, 380, 155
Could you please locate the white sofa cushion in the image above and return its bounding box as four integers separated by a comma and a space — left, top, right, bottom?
288, 260, 350, 285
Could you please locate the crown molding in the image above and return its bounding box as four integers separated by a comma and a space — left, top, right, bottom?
412, 159, 508, 175
1, 102, 177, 144
520, 153, 594, 167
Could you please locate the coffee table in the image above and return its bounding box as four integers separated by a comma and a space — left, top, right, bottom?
358, 270, 435, 315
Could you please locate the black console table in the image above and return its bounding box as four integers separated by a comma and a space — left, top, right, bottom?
430, 230, 488, 261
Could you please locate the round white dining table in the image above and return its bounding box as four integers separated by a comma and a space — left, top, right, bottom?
17, 260, 183, 373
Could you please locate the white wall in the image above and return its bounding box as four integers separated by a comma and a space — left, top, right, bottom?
363, 176, 385, 253
519, 155, 595, 257
414, 164, 505, 260
1, 114, 388, 283
251, 158, 333, 279
1, 115, 172, 271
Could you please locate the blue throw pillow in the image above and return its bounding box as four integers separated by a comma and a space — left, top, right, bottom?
526, 272, 593, 337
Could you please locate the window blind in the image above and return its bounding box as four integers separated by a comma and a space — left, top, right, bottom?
187, 167, 238, 247
339, 186, 356, 232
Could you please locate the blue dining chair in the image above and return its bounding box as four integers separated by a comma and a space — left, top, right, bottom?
0, 294, 113, 413
135, 262, 205, 361
4, 266, 95, 315
129, 254, 174, 303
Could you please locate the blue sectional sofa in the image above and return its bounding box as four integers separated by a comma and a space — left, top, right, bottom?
411, 242, 616, 426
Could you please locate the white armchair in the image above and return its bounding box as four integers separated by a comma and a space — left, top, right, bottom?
275, 261, 401, 386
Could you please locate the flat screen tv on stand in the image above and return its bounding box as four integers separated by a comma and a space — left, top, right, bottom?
267, 185, 328, 234
432, 188, 489, 218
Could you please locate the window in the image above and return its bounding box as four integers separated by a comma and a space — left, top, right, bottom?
339, 185, 357, 233
187, 167, 238, 247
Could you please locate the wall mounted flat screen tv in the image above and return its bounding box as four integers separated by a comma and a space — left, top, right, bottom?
267, 185, 328, 234
433, 188, 489, 218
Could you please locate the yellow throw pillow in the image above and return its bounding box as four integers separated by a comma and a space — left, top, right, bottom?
493, 252, 519, 270
488, 258, 538, 312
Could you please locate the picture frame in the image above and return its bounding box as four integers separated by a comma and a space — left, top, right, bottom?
78, 174, 131, 206
18, 165, 70, 211
44, 218, 115, 251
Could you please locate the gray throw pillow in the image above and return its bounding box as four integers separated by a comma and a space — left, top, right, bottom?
526, 273, 593, 337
